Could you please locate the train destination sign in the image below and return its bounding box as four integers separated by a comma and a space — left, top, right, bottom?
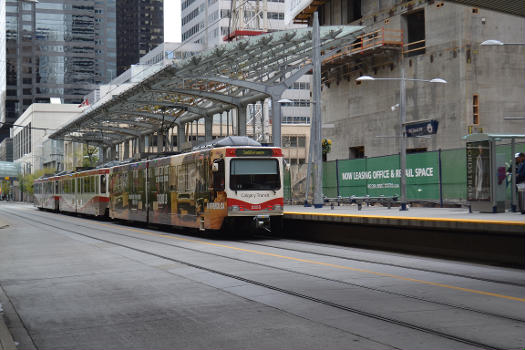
235, 149, 273, 157
405, 120, 439, 137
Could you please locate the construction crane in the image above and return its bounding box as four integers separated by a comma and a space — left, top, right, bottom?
223, 0, 268, 42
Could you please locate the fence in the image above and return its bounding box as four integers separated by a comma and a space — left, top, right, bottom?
285, 143, 525, 205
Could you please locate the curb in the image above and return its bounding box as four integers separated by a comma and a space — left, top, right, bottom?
0, 304, 17, 350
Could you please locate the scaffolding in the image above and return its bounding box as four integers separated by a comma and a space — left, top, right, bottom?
224, 0, 268, 41
321, 27, 423, 85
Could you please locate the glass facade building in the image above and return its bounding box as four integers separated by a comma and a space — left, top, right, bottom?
116, 0, 163, 75
1, 0, 117, 140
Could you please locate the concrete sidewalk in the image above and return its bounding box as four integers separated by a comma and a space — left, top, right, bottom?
0, 304, 17, 350
0, 217, 16, 350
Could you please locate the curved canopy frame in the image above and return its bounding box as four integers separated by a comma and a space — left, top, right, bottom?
49, 26, 364, 148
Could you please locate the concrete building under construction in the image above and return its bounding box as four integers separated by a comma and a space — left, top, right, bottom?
288, 0, 524, 159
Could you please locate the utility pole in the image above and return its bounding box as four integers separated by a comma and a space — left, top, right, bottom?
305, 12, 324, 208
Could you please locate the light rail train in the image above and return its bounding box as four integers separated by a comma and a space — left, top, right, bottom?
34, 138, 285, 233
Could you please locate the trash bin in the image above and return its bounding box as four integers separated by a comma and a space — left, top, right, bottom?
517, 183, 525, 214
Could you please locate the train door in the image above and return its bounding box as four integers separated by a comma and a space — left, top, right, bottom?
212, 158, 225, 197
148, 164, 169, 225
100, 174, 107, 195
54, 180, 59, 211
76, 177, 81, 212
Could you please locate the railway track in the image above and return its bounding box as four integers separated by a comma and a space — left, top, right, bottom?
2, 206, 523, 350
244, 237, 525, 287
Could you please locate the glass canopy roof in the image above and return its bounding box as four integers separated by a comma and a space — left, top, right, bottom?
49, 26, 364, 147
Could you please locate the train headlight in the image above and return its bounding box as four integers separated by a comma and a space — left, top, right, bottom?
273, 204, 283, 211
230, 205, 240, 212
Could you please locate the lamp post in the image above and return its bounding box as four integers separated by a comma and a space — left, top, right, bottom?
356, 74, 447, 211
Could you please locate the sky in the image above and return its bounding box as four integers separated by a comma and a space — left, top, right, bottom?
164, 0, 182, 42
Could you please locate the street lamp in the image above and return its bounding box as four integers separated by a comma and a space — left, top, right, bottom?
356, 75, 447, 211
480, 40, 524, 46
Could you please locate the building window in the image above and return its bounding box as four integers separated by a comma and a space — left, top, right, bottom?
407, 148, 427, 154
282, 116, 311, 124
346, 0, 362, 23
282, 135, 306, 148
405, 10, 425, 56
473, 94, 479, 124
349, 146, 364, 159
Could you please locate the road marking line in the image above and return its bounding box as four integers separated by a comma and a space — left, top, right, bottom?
94, 221, 525, 302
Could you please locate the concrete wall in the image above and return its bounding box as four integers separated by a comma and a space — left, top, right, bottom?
321, 2, 525, 160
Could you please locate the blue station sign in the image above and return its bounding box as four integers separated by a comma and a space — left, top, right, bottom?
406, 120, 439, 137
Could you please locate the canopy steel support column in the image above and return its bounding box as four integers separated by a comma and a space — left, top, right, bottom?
177, 124, 186, 152
205, 117, 213, 142
98, 147, 105, 164
270, 96, 282, 147
109, 145, 116, 161
139, 135, 145, 155
237, 104, 247, 136
157, 133, 164, 153
123, 140, 130, 159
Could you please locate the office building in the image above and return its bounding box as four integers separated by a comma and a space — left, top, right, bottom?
116, 0, 164, 75
0, 138, 12, 162
1, 0, 117, 141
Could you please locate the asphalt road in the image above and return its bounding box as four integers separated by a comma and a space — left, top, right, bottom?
0, 202, 524, 350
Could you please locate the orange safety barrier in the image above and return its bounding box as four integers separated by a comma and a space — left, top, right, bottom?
324, 27, 403, 64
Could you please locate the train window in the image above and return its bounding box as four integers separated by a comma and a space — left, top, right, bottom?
230, 159, 280, 191
169, 166, 177, 191
178, 165, 186, 191
100, 175, 106, 194
164, 166, 169, 190
187, 163, 196, 191
212, 159, 225, 191
196, 161, 207, 192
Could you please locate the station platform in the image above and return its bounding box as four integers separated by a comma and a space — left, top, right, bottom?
284, 204, 525, 234
283, 205, 525, 267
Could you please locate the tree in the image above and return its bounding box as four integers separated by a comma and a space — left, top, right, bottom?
19, 167, 54, 200
322, 138, 332, 162
83, 145, 99, 167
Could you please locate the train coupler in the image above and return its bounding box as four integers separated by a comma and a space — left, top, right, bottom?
253, 214, 270, 232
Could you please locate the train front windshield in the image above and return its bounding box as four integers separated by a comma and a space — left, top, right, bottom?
230, 159, 280, 191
